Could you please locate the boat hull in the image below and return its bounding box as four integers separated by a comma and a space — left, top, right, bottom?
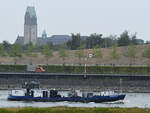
8, 94, 125, 103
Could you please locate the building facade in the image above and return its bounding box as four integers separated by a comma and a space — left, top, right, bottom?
15, 6, 87, 46
16, 6, 72, 46
24, 6, 37, 45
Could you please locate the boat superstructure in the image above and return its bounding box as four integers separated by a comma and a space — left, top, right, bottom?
8, 82, 126, 103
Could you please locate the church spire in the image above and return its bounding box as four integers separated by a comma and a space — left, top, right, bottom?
42, 30, 47, 38
25, 6, 37, 25
24, 6, 37, 45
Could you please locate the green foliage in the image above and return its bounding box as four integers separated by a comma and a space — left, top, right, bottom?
86, 33, 103, 49
59, 46, 68, 64
79, 44, 86, 49
0, 65, 26, 72
74, 49, 85, 65
124, 44, 137, 58
146, 41, 150, 44
93, 45, 100, 49
143, 46, 150, 59
9, 44, 22, 57
124, 44, 137, 65
41, 65, 84, 73
25, 45, 38, 65
131, 33, 138, 45
59, 49, 68, 58
93, 47, 103, 59
0, 109, 10, 113
111, 45, 120, 61
32, 53, 38, 58
65, 31, 141, 50
117, 31, 138, 47
17, 108, 47, 113
0, 64, 150, 74
0, 44, 7, 57
40, 65, 150, 74
75, 50, 84, 60
2, 41, 11, 53
93, 47, 103, 65
67, 33, 82, 50
9, 44, 22, 64
0, 107, 150, 113
41, 45, 53, 65
103, 35, 117, 48
117, 30, 131, 46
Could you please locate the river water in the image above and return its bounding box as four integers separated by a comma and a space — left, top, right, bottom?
0, 90, 150, 108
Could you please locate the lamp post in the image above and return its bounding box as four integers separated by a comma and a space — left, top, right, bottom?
84, 50, 88, 78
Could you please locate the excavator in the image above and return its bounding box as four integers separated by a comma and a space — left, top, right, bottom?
27, 65, 45, 73
35, 66, 45, 72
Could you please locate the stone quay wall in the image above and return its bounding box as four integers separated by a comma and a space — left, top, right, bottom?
0, 73, 150, 93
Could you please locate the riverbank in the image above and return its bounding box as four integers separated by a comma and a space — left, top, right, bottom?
0, 107, 150, 113
0, 44, 150, 65
1, 72, 150, 93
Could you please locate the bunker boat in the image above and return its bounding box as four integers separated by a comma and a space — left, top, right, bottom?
8, 82, 126, 103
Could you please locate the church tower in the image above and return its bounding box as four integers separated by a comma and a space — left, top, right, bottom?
24, 6, 37, 45
42, 30, 47, 38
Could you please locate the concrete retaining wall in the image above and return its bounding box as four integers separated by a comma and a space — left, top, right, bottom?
0, 73, 150, 93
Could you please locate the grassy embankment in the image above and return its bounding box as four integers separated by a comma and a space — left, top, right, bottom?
0, 44, 150, 65
0, 107, 150, 113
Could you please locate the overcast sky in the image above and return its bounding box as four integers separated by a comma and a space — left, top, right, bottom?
0, 0, 150, 43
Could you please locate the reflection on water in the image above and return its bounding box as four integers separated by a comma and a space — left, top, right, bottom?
0, 90, 150, 108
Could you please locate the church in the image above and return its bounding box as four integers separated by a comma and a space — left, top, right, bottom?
16, 6, 71, 46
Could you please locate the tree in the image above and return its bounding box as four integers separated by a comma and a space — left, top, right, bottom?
124, 44, 137, 65
103, 35, 117, 48
41, 45, 53, 65
75, 49, 84, 65
0, 44, 7, 64
2, 40, 11, 53
111, 45, 120, 65
67, 33, 82, 50
118, 31, 130, 46
146, 41, 150, 44
9, 44, 22, 64
143, 46, 150, 64
86, 33, 103, 49
130, 33, 137, 45
26, 45, 37, 65
93, 45, 103, 65
0, 44, 7, 57
59, 47, 68, 65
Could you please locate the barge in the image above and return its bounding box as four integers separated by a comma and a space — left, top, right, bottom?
8, 82, 126, 103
